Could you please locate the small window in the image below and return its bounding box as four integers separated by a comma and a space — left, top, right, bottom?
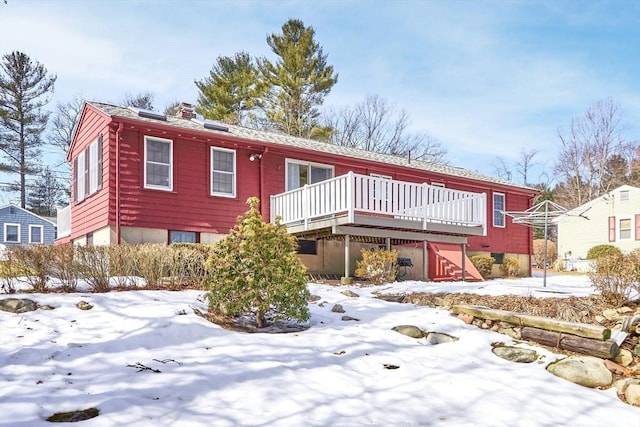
491, 252, 504, 264
493, 192, 505, 228
29, 225, 43, 244
619, 218, 632, 240
211, 147, 236, 197
297, 239, 317, 255
4, 223, 20, 243
169, 230, 197, 243
86, 232, 93, 246
144, 136, 173, 191
620, 190, 630, 202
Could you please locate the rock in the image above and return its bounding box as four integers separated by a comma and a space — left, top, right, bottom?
604, 359, 627, 376
546, 356, 613, 388
490, 324, 500, 332
501, 327, 521, 339
480, 322, 490, 329
340, 277, 353, 285
47, 407, 99, 422
341, 290, 359, 298
39, 304, 55, 310
492, 346, 538, 363
0, 298, 37, 313
76, 301, 93, 311
625, 383, 640, 406
392, 325, 424, 339
308, 295, 321, 302
618, 306, 633, 314
331, 304, 345, 313
425, 332, 458, 345
457, 313, 474, 324
595, 315, 606, 324
341, 315, 359, 321
375, 294, 405, 303
634, 345, 640, 358
603, 309, 622, 321
614, 349, 634, 367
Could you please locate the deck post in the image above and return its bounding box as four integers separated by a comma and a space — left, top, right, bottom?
385, 237, 391, 250
344, 234, 351, 280
423, 240, 428, 280
461, 243, 467, 282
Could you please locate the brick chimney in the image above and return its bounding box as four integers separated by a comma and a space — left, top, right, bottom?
176, 102, 196, 119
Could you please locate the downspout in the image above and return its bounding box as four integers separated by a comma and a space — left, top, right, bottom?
115, 122, 123, 244
259, 148, 268, 217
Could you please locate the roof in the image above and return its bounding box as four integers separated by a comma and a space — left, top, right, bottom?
562, 184, 640, 215
0, 204, 57, 226
88, 101, 535, 192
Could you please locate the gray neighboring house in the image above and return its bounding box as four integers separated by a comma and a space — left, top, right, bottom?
0, 205, 57, 246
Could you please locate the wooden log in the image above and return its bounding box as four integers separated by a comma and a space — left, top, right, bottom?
521, 327, 620, 359
451, 304, 611, 340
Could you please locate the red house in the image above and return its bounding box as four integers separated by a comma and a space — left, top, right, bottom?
57, 101, 537, 281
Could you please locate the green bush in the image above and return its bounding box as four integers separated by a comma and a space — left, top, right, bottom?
586, 244, 622, 260
589, 250, 640, 306
355, 248, 398, 285
205, 197, 309, 328
470, 255, 494, 279
500, 256, 520, 277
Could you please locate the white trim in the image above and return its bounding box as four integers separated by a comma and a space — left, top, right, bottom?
285, 158, 334, 191
28, 224, 43, 244
492, 192, 506, 228
619, 216, 632, 240
431, 182, 445, 188
371, 173, 392, 202
89, 138, 99, 194
144, 136, 173, 191
4, 223, 20, 243
77, 150, 86, 202
210, 147, 236, 198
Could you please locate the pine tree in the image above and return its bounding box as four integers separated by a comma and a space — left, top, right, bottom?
195, 51, 264, 126
27, 166, 65, 217
258, 19, 338, 139
0, 51, 56, 208
205, 197, 310, 328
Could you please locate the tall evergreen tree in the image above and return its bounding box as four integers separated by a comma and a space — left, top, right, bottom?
195, 51, 264, 126
27, 166, 65, 217
0, 51, 56, 208
258, 19, 338, 139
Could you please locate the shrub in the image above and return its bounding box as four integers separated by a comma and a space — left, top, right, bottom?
589, 250, 640, 306
75, 245, 111, 292
500, 256, 520, 277
205, 197, 309, 328
355, 248, 398, 285
131, 244, 174, 288
532, 239, 556, 268
50, 243, 80, 292
470, 255, 494, 279
167, 243, 215, 289
586, 244, 621, 260
107, 245, 139, 288
8, 245, 56, 292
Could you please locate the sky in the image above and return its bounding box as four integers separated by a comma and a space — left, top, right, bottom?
0, 0, 639, 189
2, 275, 639, 426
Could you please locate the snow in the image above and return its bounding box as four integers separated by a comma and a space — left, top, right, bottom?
1, 276, 639, 426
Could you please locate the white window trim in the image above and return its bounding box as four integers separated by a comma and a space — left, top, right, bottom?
620, 190, 630, 202
4, 223, 20, 243
493, 192, 506, 228
619, 216, 632, 240
144, 136, 173, 191
210, 147, 236, 198
89, 140, 99, 194
29, 224, 43, 244
77, 150, 86, 202
285, 158, 334, 191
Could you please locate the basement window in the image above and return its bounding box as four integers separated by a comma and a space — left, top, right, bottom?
297, 239, 318, 255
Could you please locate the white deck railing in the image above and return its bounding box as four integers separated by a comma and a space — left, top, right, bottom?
57, 205, 71, 238
270, 172, 486, 234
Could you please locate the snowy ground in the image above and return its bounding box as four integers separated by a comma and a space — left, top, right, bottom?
1, 276, 639, 426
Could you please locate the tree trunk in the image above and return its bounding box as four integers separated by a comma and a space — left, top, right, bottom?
451, 304, 611, 340
521, 327, 619, 359
256, 310, 265, 328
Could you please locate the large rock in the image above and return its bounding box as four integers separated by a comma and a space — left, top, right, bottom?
331, 304, 345, 313
0, 298, 37, 313
492, 346, 538, 363
392, 325, 424, 339
341, 290, 359, 298
47, 408, 99, 422
424, 332, 458, 345
547, 356, 613, 388
616, 379, 640, 406
614, 349, 633, 367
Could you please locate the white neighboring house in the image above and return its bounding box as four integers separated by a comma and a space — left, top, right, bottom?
556, 185, 640, 265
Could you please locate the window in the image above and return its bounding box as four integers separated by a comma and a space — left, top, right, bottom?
86, 232, 93, 246
491, 253, 504, 264
493, 192, 505, 227
297, 239, 318, 255
620, 190, 630, 202
619, 218, 632, 240
73, 135, 103, 202
29, 225, 43, 244
211, 147, 236, 197
144, 136, 173, 190
169, 230, 197, 243
4, 223, 19, 243
286, 159, 333, 191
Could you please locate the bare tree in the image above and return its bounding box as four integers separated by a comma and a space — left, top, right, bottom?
122, 92, 155, 110
50, 95, 84, 158
324, 94, 448, 163
491, 156, 513, 181
554, 98, 630, 208
516, 148, 538, 186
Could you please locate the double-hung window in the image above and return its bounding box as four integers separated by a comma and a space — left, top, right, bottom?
493, 192, 505, 228
73, 135, 103, 202
286, 159, 333, 191
211, 147, 236, 197
4, 223, 19, 243
144, 136, 173, 191
619, 218, 632, 240
29, 225, 43, 244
